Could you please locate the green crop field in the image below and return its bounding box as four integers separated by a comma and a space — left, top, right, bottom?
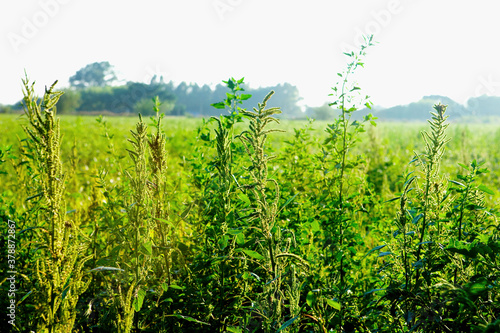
1, 47, 500, 332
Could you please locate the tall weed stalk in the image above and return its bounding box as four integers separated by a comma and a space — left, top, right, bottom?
239, 91, 298, 331
22, 77, 90, 332
148, 97, 172, 287
107, 114, 152, 333
320, 35, 376, 330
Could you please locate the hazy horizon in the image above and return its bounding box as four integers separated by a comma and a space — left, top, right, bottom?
2, 0, 500, 109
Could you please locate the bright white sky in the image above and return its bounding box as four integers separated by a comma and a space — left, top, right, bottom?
1, 0, 500, 108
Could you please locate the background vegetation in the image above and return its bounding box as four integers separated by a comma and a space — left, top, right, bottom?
2, 61, 500, 122
1, 42, 499, 332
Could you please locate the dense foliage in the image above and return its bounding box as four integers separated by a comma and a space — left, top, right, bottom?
1, 44, 500, 332
3, 62, 304, 118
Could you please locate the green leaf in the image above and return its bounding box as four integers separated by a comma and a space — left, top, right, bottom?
449, 180, 466, 187
168, 314, 209, 325
364, 244, 386, 258
142, 241, 153, 256
156, 218, 176, 229
412, 213, 423, 225
227, 228, 241, 235
238, 193, 251, 206
133, 288, 146, 312
227, 327, 243, 333
311, 220, 320, 233
240, 249, 264, 260
412, 260, 424, 269
384, 197, 400, 203
478, 184, 494, 195
240, 94, 252, 101
276, 315, 300, 332
18, 290, 32, 305
61, 278, 71, 300
26, 192, 43, 201
218, 235, 229, 250
179, 202, 194, 220
278, 193, 298, 213
467, 280, 488, 295
169, 284, 184, 290
211, 102, 225, 109
326, 298, 341, 310
363, 288, 384, 296
236, 232, 245, 245
88, 266, 125, 273
403, 175, 416, 189
306, 290, 316, 307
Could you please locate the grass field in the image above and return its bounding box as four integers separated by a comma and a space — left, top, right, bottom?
1, 59, 500, 332
1, 105, 500, 332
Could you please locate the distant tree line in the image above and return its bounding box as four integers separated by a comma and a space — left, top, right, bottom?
3, 61, 500, 121
305, 95, 500, 122
2, 62, 304, 118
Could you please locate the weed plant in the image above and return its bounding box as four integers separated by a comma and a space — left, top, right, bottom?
2, 39, 500, 332
20, 77, 91, 332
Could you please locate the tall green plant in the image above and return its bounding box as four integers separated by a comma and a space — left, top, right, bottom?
106, 114, 152, 333
378, 104, 451, 330
374, 103, 500, 331
210, 77, 249, 231
190, 78, 251, 331
239, 91, 283, 279
320, 35, 376, 330
148, 97, 172, 286
449, 160, 491, 283
238, 91, 299, 331
413, 103, 450, 282
22, 77, 90, 332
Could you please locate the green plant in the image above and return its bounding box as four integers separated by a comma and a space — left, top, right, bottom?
21, 77, 91, 332
239, 91, 283, 281
317, 35, 376, 331
238, 91, 308, 332
184, 78, 252, 332
4, 41, 500, 332
368, 103, 500, 332
117, 113, 153, 332
413, 104, 450, 282
148, 97, 173, 287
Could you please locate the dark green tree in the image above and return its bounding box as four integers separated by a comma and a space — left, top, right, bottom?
241, 83, 303, 118
57, 89, 81, 114
305, 103, 333, 120
69, 61, 118, 88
